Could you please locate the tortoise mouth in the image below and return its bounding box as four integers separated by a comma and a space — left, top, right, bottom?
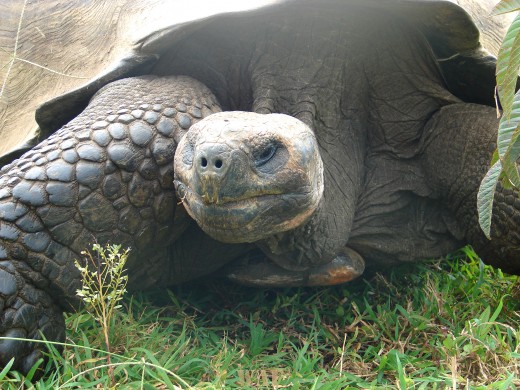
176, 180, 315, 243
175, 180, 284, 207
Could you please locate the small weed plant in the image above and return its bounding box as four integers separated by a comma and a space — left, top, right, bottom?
74, 243, 130, 385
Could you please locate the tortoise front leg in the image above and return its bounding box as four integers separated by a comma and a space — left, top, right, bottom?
0, 262, 65, 374
422, 103, 520, 274
0, 75, 221, 374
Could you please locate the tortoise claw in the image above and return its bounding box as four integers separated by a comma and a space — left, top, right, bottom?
307, 248, 365, 286
225, 247, 364, 287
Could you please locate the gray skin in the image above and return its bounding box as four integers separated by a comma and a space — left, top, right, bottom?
0, 0, 519, 375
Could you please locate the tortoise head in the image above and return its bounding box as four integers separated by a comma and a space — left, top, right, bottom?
174, 111, 323, 243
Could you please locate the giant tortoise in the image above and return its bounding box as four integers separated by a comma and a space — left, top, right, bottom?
0, 0, 518, 374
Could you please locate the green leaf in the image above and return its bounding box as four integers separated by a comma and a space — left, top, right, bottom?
497, 89, 520, 187
497, 374, 516, 390
489, 298, 504, 323
0, 358, 14, 380
498, 88, 520, 154
394, 352, 407, 390
477, 161, 502, 239
496, 12, 520, 116
492, 0, 520, 15
502, 134, 520, 187
24, 358, 44, 382
499, 89, 520, 187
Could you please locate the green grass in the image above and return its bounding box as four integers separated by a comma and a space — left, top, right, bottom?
1, 247, 519, 389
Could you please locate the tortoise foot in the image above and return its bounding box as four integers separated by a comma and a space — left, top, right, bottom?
225, 247, 364, 287
0, 261, 65, 377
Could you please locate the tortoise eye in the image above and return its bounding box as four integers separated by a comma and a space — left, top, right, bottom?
255, 144, 277, 167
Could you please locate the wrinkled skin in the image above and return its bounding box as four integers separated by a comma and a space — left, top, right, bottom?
1, 1, 519, 376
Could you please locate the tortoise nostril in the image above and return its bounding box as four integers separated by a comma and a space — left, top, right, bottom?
196, 144, 228, 174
